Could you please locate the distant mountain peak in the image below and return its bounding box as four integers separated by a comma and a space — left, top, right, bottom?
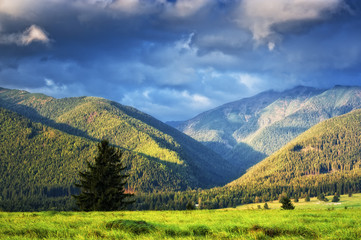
174, 85, 361, 174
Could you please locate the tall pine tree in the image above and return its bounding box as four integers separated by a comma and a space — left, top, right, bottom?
74, 139, 133, 211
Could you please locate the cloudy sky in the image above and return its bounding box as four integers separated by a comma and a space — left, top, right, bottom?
0, 0, 361, 121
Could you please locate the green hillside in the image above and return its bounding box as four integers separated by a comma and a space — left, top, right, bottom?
0, 87, 239, 211
0, 107, 95, 210
0, 87, 237, 189
0, 107, 207, 211
175, 86, 361, 173
138, 108, 361, 210
150, 109, 361, 210
226, 108, 361, 201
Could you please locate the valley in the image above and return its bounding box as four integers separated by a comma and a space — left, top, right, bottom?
1, 86, 361, 212
174, 85, 361, 173
1, 1, 361, 239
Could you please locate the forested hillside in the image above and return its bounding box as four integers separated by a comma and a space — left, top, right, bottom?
139, 109, 361, 210
0, 87, 240, 211
225, 108, 361, 202
0, 107, 95, 210
174, 86, 361, 173
0, 87, 237, 189
0, 107, 207, 210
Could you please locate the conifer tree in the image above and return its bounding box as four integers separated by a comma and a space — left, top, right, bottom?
280, 196, 295, 210
305, 194, 310, 202
332, 195, 340, 202
74, 139, 133, 211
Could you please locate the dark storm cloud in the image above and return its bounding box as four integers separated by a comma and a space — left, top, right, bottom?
0, 0, 361, 121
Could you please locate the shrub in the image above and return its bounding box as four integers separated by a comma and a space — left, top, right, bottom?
189, 225, 211, 236
105, 220, 155, 235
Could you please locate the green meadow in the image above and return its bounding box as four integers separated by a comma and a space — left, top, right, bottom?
1, 194, 360, 239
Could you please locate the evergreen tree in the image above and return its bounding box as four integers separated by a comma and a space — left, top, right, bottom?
280, 196, 295, 210
73, 139, 133, 211
332, 195, 340, 202
186, 201, 195, 210
317, 193, 328, 202
263, 202, 269, 209
305, 194, 310, 202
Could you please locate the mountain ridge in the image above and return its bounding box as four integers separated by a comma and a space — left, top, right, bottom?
172, 85, 361, 172
0, 87, 238, 193
228, 108, 361, 192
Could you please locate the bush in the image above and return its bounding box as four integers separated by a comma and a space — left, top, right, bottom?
105, 220, 155, 235
189, 225, 211, 236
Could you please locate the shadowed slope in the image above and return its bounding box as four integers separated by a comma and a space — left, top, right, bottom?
174, 86, 361, 173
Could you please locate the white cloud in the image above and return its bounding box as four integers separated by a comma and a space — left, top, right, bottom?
0, 25, 50, 46
237, 73, 263, 92
121, 87, 212, 121
22, 78, 68, 97
45, 78, 55, 87
164, 0, 210, 18
0, 0, 65, 19
21, 25, 50, 45
111, 0, 139, 12
109, 0, 155, 14
268, 41, 275, 51
236, 0, 343, 44
0, 0, 33, 17
181, 90, 211, 108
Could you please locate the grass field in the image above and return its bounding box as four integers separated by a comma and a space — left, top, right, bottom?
0, 194, 360, 239
237, 193, 361, 210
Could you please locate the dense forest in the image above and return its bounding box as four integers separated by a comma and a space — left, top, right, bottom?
0, 107, 196, 210
0, 87, 236, 211
131, 109, 361, 210
0, 87, 239, 187
0, 87, 236, 186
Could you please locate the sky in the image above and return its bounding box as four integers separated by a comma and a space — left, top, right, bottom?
0, 0, 361, 121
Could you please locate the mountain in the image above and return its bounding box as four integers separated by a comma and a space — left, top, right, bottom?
0, 107, 96, 210
173, 85, 361, 172
226, 108, 361, 200
0, 87, 238, 210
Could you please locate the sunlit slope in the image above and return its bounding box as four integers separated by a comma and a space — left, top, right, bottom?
0, 87, 237, 190
229, 109, 361, 192
0, 107, 207, 211
175, 85, 361, 172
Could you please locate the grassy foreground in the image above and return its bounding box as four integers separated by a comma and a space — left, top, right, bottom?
0, 194, 360, 239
